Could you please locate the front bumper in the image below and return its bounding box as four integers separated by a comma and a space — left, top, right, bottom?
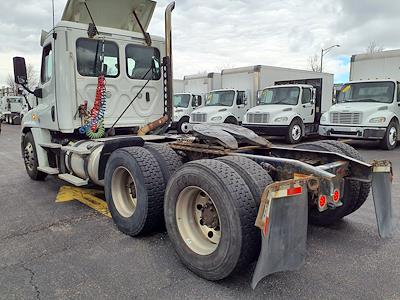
243, 124, 288, 136
319, 125, 386, 140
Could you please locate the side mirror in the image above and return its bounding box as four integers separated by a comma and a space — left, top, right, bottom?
33, 88, 43, 99
13, 57, 28, 85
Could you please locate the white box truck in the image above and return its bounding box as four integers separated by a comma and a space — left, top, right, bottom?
0, 95, 25, 125
243, 69, 334, 144
319, 49, 400, 150
171, 73, 221, 132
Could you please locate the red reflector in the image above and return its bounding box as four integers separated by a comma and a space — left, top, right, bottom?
333, 190, 340, 202
287, 186, 302, 196
319, 195, 327, 207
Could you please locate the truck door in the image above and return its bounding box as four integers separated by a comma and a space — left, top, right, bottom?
37, 42, 59, 130
235, 91, 247, 122
299, 88, 315, 124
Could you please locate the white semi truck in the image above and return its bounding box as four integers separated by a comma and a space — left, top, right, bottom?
0, 95, 25, 125
320, 49, 400, 150
243, 71, 334, 144
13, 0, 393, 288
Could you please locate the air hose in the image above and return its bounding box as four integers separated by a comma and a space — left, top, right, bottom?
79, 74, 107, 139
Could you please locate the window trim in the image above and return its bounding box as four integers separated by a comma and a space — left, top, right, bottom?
76, 38, 120, 78
125, 43, 161, 81
41, 43, 53, 84
301, 88, 312, 104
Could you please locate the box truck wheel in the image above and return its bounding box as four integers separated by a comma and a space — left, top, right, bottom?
295, 142, 361, 225
380, 120, 398, 150
104, 147, 165, 236
286, 118, 303, 144
164, 159, 259, 280
177, 117, 190, 134
224, 116, 238, 125
320, 140, 371, 213
23, 132, 47, 181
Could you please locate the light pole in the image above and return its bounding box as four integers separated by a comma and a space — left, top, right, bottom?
320, 44, 340, 72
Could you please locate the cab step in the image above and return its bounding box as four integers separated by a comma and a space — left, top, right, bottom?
58, 174, 88, 186
39, 143, 62, 149
37, 167, 59, 175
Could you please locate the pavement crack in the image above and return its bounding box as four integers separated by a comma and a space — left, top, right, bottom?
0, 212, 99, 241
22, 265, 41, 300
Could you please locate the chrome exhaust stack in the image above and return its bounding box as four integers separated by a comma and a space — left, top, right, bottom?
163, 1, 175, 122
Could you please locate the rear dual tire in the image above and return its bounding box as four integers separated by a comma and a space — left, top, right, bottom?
165, 158, 272, 280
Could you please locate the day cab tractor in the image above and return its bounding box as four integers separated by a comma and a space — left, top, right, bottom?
13, 0, 394, 288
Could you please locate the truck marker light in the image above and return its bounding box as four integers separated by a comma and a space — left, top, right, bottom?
287, 186, 302, 196
333, 190, 340, 202
319, 195, 327, 208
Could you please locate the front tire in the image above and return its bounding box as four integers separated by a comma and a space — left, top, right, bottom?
224, 116, 238, 125
23, 132, 47, 181
177, 117, 190, 134
380, 120, 398, 150
164, 159, 259, 281
104, 147, 166, 236
286, 119, 303, 144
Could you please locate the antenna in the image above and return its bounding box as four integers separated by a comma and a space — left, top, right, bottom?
52, 0, 56, 38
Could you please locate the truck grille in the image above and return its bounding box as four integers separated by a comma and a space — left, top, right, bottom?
247, 113, 270, 124
330, 112, 362, 125
191, 113, 207, 123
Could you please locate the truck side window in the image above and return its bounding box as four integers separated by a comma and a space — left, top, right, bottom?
302, 88, 312, 104
192, 96, 202, 107
397, 84, 400, 102
237, 91, 245, 105
126, 44, 161, 80
41, 44, 53, 84
76, 38, 119, 78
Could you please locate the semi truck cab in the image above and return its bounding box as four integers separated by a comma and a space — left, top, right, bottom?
243, 84, 319, 144
319, 80, 400, 150
172, 93, 203, 133
1, 96, 25, 125
189, 89, 248, 125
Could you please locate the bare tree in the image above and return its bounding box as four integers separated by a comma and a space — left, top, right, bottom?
307, 54, 321, 72
6, 63, 38, 95
366, 41, 384, 54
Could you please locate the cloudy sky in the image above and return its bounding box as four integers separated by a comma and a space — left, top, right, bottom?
0, 0, 399, 87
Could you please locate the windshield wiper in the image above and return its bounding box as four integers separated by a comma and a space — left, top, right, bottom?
345, 98, 383, 103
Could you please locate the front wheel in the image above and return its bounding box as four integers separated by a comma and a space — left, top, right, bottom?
177, 117, 190, 134
23, 132, 47, 181
286, 119, 303, 144
380, 121, 398, 150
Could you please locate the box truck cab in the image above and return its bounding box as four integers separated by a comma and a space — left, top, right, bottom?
190, 89, 248, 124
319, 80, 400, 149
243, 84, 318, 143
320, 50, 400, 150
172, 93, 203, 133
1, 96, 25, 125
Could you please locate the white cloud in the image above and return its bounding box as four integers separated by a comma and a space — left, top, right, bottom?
0, 0, 399, 86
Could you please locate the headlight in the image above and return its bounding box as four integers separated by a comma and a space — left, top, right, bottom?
274, 117, 288, 123
211, 116, 223, 121
369, 117, 386, 124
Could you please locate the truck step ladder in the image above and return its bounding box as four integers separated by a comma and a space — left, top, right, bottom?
58, 174, 89, 187
37, 167, 59, 175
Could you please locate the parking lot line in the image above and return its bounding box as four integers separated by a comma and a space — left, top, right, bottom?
56, 186, 111, 218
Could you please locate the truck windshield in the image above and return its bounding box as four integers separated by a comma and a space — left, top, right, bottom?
259, 87, 300, 105
173, 94, 191, 108
338, 82, 395, 104
206, 91, 235, 107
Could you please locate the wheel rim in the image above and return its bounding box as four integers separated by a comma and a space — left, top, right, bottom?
388, 126, 397, 146
24, 143, 35, 171
181, 122, 190, 134
292, 124, 302, 141
176, 186, 221, 256
111, 167, 138, 218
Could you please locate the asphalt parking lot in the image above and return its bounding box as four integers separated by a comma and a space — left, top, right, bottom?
0, 124, 399, 299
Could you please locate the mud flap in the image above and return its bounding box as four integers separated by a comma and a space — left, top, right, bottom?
251, 179, 310, 289
372, 161, 393, 238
